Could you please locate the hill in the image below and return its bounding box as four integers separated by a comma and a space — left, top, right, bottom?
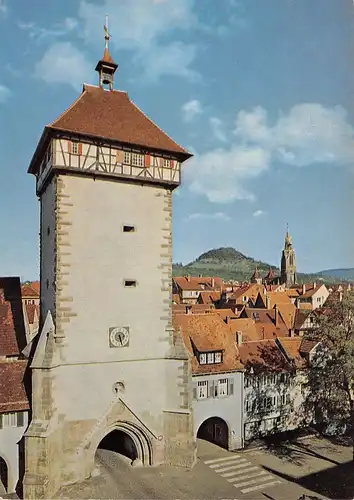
172, 247, 343, 284
316, 268, 354, 281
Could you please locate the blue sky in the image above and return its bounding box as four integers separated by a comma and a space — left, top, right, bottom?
0, 0, 353, 280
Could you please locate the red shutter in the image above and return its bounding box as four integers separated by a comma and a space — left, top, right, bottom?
68, 141, 72, 153
160, 157, 164, 167
170, 160, 174, 168
78, 143, 83, 155
145, 154, 150, 167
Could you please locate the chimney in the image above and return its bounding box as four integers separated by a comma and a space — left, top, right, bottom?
295, 297, 300, 308
226, 316, 229, 324
302, 284, 306, 295
266, 295, 271, 309
211, 278, 215, 288
274, 304, 278, 327
313, 282, 317, 289
236, 331, 242, 345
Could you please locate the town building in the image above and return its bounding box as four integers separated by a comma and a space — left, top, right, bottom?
24, 28, 196, 499
0, 277, 30, 496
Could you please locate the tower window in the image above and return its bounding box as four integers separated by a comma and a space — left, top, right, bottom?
132, 153, 144, 167
163, 159, 171, 168
71, 141, 79, 155
124, 280, 137, 288
123, 152, 131, 164
123, 225, 135, 233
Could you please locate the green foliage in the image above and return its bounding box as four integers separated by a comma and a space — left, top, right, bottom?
305, 291, 354, 444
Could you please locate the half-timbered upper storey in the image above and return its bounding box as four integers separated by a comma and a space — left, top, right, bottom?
28, 36, 192, 194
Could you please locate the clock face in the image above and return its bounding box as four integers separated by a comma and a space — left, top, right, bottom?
109, 327, 130, 348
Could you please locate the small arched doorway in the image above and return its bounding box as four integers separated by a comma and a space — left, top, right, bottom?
197, 417, 229, 449
98, 429, 138, 461
0, 456, 8, 494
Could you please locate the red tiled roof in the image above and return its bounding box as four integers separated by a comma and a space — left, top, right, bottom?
238, 340, 290, 372
0, 290, 20, 357
277, 337, 306, 368
173, 313, 243, 374
0, 360, 30, 413
29, 85, 191, 175
21, 284, 40, 298
173, 276, 223, 292
300, 338, 319, 354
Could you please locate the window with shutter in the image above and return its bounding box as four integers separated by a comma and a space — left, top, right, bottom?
197, 380, 208, 399
229, 379, 234, 395
217, 378, 228, 397
17, 412, 24, 427
209, 381, 215, 398
71, 141, 79, 155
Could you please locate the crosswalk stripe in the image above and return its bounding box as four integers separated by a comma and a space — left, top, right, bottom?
204, 455, 239, 465
226, 470, 266, 482
241, 480, 282, 494
232, 471, 271, 488
219, 464, 253, 476
213, 459, 248, 471
225, 463, 258, 480
226, 466, 259, 480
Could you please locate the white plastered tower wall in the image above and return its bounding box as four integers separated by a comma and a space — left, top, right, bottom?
23, 44, 196, 496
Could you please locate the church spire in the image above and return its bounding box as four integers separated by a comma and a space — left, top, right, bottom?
285, 222, 292, 247
95, 15, 118, 90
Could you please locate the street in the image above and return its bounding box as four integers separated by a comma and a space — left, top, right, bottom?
56, 437, 335, 499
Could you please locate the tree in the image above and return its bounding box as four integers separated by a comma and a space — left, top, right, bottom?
304, 290, 354, 459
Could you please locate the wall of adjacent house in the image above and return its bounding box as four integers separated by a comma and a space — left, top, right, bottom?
192, 372, 243, 450
0, 411, 28, 493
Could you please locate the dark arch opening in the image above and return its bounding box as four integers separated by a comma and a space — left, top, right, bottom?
197, 417, 229, 449
0, 456, 8, 493
97, 429, 138, 461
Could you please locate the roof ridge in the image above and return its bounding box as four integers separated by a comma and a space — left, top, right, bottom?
128, 94, 191, 157
49, 86, 88, 128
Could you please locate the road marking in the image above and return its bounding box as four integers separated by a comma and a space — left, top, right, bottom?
226, 466, 259, 480
225, 463, 259, 479
241, 479, 282, 494
204, 455, 240, 465
213, 459, 248, 471
227, 470, 269, 482
220, 464, 254, 476
232, 471, 271, 488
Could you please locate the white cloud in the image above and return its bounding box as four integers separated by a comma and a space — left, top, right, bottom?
210, 117, 227, 142
0, 1, 7, 16
184, 146, 270, 203
234, 103, 354, 167
253, 210, 265, 217
18, 17, 78, 42
186, 212, 231, 221
78, 0, 199, 81
182, 99, 203, 122
34, 42, 92, 90
184, 102, 354, 204
0, 84, 11, 103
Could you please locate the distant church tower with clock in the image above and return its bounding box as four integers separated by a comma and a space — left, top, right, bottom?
280, 225, 297, 287
24, 24, 196, 500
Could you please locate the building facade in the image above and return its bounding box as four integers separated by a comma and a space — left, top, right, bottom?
24, 33, 196, 499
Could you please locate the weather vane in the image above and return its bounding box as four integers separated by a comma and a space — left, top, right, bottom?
104, 14, 111, 49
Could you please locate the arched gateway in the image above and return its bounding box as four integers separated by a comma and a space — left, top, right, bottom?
23, 19, 196, 500
91, 421, 153, 467
0, 455, 8, 493
197, 417, 229, 449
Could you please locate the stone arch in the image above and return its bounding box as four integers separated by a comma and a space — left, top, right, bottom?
197, 417, 229, 449
88, 420, 153, 471
0, 454, 9, 493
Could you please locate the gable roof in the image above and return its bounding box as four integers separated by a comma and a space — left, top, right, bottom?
29, 84, 192, 174
238, 340, 291, 373
173, 313, 243, 374
0, 360, 30, 413
173, 276, 223, 292
277, 337, 306, 368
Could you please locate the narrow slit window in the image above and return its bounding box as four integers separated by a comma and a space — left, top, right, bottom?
124, 280, 137, 287
123, 225, 135, 233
